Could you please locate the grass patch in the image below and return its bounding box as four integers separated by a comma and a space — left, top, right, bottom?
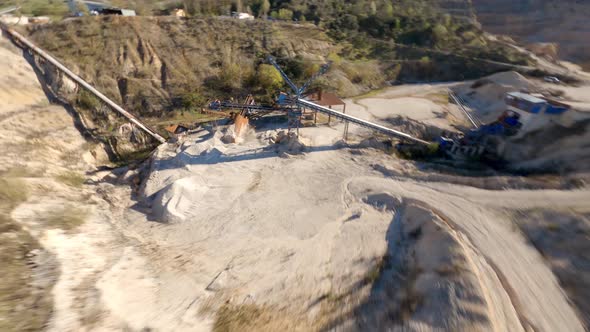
424, 92, 449, 105
211, 302, 313, 332
55, 171, 85, 188
45, 205, 87, 230
0, 178, 28, 209
363, 257, 386, 285
352, 88, 387, 102
214, 304, 267, 332
115, 147, 155, 167
0, 167, 43, 178
0, 175, 52, 331
0, 216, 50, 332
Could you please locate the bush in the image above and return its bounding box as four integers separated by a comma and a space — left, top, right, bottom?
432, 24, 449, 47
256, 64, 283, 94
18, 0, 69, 17
276, 8, 293, 21
55, 172, 85, 188
45, 205, 86, 230
327, 52, 343, 66
181, 92, 207, 110
219, 62, 243, 90
76, 90, 100, 110
0, 178, 28, 210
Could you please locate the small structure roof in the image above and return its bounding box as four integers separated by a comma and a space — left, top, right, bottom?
165, 124, 188, 135
507, 92, 546, 104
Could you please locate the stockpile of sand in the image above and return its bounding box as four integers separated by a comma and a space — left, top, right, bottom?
452, 71, 590, 172
453, 71, 535, 123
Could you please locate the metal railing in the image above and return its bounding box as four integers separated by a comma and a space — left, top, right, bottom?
449, 91, 480, 129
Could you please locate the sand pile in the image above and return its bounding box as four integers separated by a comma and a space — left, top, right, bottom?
485, 71, 534, 88
450, 71, 590, 172
273, 130, 309, 154
353, 198, 521, 331
350, 96, 457, 132
453, 71, 535, 123
503, 120, 590, 173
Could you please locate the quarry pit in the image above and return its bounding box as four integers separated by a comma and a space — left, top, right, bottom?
2, 17, 590, 332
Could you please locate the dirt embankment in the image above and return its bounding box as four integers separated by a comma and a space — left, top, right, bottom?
5, 28, 162, 162
0, 36, 155, 332
471, 0, 590, 71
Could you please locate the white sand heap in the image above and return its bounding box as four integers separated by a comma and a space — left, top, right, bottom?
453, 71, 536, 123
273, 130, 309, 154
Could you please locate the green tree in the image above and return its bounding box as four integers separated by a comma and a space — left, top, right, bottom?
77, 90, 99, 110
181, 92, 206, 110
257, 64, 283, 94
432, 24, 449, 47
383, 3, 394, 19
260, 0, 270, 18
370, 1, 377, 15
277, 8, 293, 21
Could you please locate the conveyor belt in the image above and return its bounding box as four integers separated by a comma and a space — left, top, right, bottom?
1, 23, 166, 143
296, 99, 430, 145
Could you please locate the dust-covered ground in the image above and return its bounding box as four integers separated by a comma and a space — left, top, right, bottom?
0, 37, 178, 331
2, 35, 590, 332
127, 116, 588, 331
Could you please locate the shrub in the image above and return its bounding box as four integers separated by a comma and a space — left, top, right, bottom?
0, 178, 28, 209
45, 205, 86, 230
76, 90, 100, 110
256, 64, 283, 94
19, 0, 69, 17
277, 8, 293, 21
181, 92, 207, 111
55, 171, 85, 188
432, 24, 449, 47
327, 52, 343, 66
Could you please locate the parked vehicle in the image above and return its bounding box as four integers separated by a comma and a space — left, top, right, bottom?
544, 76, 560, 84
